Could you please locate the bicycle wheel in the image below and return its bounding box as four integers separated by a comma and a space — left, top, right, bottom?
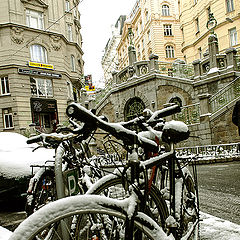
26, 168, 56, 216
86, 173, 169, 228
10, 195, 170, 240
175, 167, 200, 240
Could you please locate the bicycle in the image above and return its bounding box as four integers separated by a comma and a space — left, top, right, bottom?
25, 117, 105, 216
10, 103, 200, 240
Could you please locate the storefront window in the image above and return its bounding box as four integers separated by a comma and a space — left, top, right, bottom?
30, 77, 53, 98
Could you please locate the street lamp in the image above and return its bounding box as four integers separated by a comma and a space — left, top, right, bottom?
206, 12, 217, 33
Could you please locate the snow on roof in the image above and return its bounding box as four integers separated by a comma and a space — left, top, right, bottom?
0, 132, 54, 179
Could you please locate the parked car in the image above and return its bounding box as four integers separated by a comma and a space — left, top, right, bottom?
0, 132, 54, 210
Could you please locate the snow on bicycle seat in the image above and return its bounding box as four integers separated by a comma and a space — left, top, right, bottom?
162, 120, 190, 144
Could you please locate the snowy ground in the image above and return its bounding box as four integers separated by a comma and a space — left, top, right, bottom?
0, 212, 240, 239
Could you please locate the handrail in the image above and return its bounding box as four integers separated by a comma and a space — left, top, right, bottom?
209, 76, 240, 114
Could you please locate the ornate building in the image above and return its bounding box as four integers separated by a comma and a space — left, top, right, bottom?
0, 0, 84, 133
116, 0, 184, 70
180, 0, 240, 63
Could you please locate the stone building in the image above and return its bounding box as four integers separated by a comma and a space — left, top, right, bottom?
116, 0, 184, 70
0, 0, 84, 134
96, 30, 240, 146
179, 0, 240, 63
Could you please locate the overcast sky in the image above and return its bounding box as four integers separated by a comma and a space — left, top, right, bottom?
79, 0, 136, 88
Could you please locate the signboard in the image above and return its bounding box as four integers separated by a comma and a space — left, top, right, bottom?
28, 61, 54, 70
63, 168, 80, 196
85, 85, 95, 91
31, 98, 57, 113
18, 68, 62, 79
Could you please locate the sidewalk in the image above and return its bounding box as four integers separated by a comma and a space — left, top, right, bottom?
200, 212, 240, 239
1, 212, 240, 239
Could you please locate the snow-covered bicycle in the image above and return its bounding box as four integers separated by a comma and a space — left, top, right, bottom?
10, 103, 200, 240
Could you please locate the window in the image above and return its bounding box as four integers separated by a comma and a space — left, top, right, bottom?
229, 28, 237, 46
164, 25, 173, 36
142, 39, 145, 49
1, 77, 10, 95
30, 77, 53, 98
226, 0, 234, 12
169, 97, 182, 107
67, 24, 73, 41
198, 47, 202, 59
30, 44, 47, 63
145, 11, 149, 22
162, 5, 170, 16
67, 82, 73, 99
65, 0, 70, 12
165, 45, 175, 58
26, 9, 44, 30
3, 108, 13, 129
195, 18, 200, 33
71, 55, 76, 71
147, 30, 151, 42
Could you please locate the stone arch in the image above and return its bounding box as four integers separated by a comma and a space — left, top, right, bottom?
156, 84, 192, 109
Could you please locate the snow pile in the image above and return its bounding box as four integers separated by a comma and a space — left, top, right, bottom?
0, 227, 12, 240
200, 212, 240, 239
0, 132, 54, 179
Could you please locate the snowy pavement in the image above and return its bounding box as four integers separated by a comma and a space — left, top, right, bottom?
0, 212, 240, 240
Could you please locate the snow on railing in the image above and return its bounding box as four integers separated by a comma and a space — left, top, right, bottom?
176, 143, 240, 160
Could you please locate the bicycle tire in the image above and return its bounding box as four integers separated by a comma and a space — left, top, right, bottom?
86, 173, 169, 228
10, 195, 172, 240
174, 167, 200, 240
25, 168, 56, 216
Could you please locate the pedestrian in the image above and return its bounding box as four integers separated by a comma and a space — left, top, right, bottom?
232, 100, 240, 136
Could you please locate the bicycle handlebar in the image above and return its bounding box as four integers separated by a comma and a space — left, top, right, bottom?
66, 103, 159, 152
26, 135, 43, 144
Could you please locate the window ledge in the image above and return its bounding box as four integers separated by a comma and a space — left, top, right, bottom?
0, 93, 11, 97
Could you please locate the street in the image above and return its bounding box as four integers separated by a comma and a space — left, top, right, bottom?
197, 161, 240, 225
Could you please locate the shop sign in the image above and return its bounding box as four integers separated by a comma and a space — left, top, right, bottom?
18, 68, 62, 79
28, 61, 54, 70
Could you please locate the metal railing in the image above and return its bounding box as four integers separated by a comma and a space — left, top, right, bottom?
157, 61, 194, 79
176, 143, 240, 160
173, 103, 200, 125
209, 76, 240, 114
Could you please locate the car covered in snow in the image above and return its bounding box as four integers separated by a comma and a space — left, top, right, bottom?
0, 132, 54, 210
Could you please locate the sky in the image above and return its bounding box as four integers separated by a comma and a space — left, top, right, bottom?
79, 0, 137, 88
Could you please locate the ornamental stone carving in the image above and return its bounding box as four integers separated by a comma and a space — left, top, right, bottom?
11, 27, 24, 44
50, 35, 61, 51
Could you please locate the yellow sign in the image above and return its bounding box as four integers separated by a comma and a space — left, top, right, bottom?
28, 61, 54, 70
85, 85, 95, 91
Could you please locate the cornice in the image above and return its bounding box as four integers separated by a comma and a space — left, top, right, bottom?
0, 23, 84, 55
20, 0, 48, 8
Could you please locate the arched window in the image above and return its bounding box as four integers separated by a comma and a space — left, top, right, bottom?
165, 45, 175, 58
124, 97, 145, 121
30, 44, 47, 63
162, 5, 170, 16
169, 96, 183, 107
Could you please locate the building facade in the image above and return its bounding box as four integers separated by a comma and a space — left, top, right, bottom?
180, 0, 240, 63
101, 16, 126, 87
0, 0, 84, 134
117, 0, 184, 70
